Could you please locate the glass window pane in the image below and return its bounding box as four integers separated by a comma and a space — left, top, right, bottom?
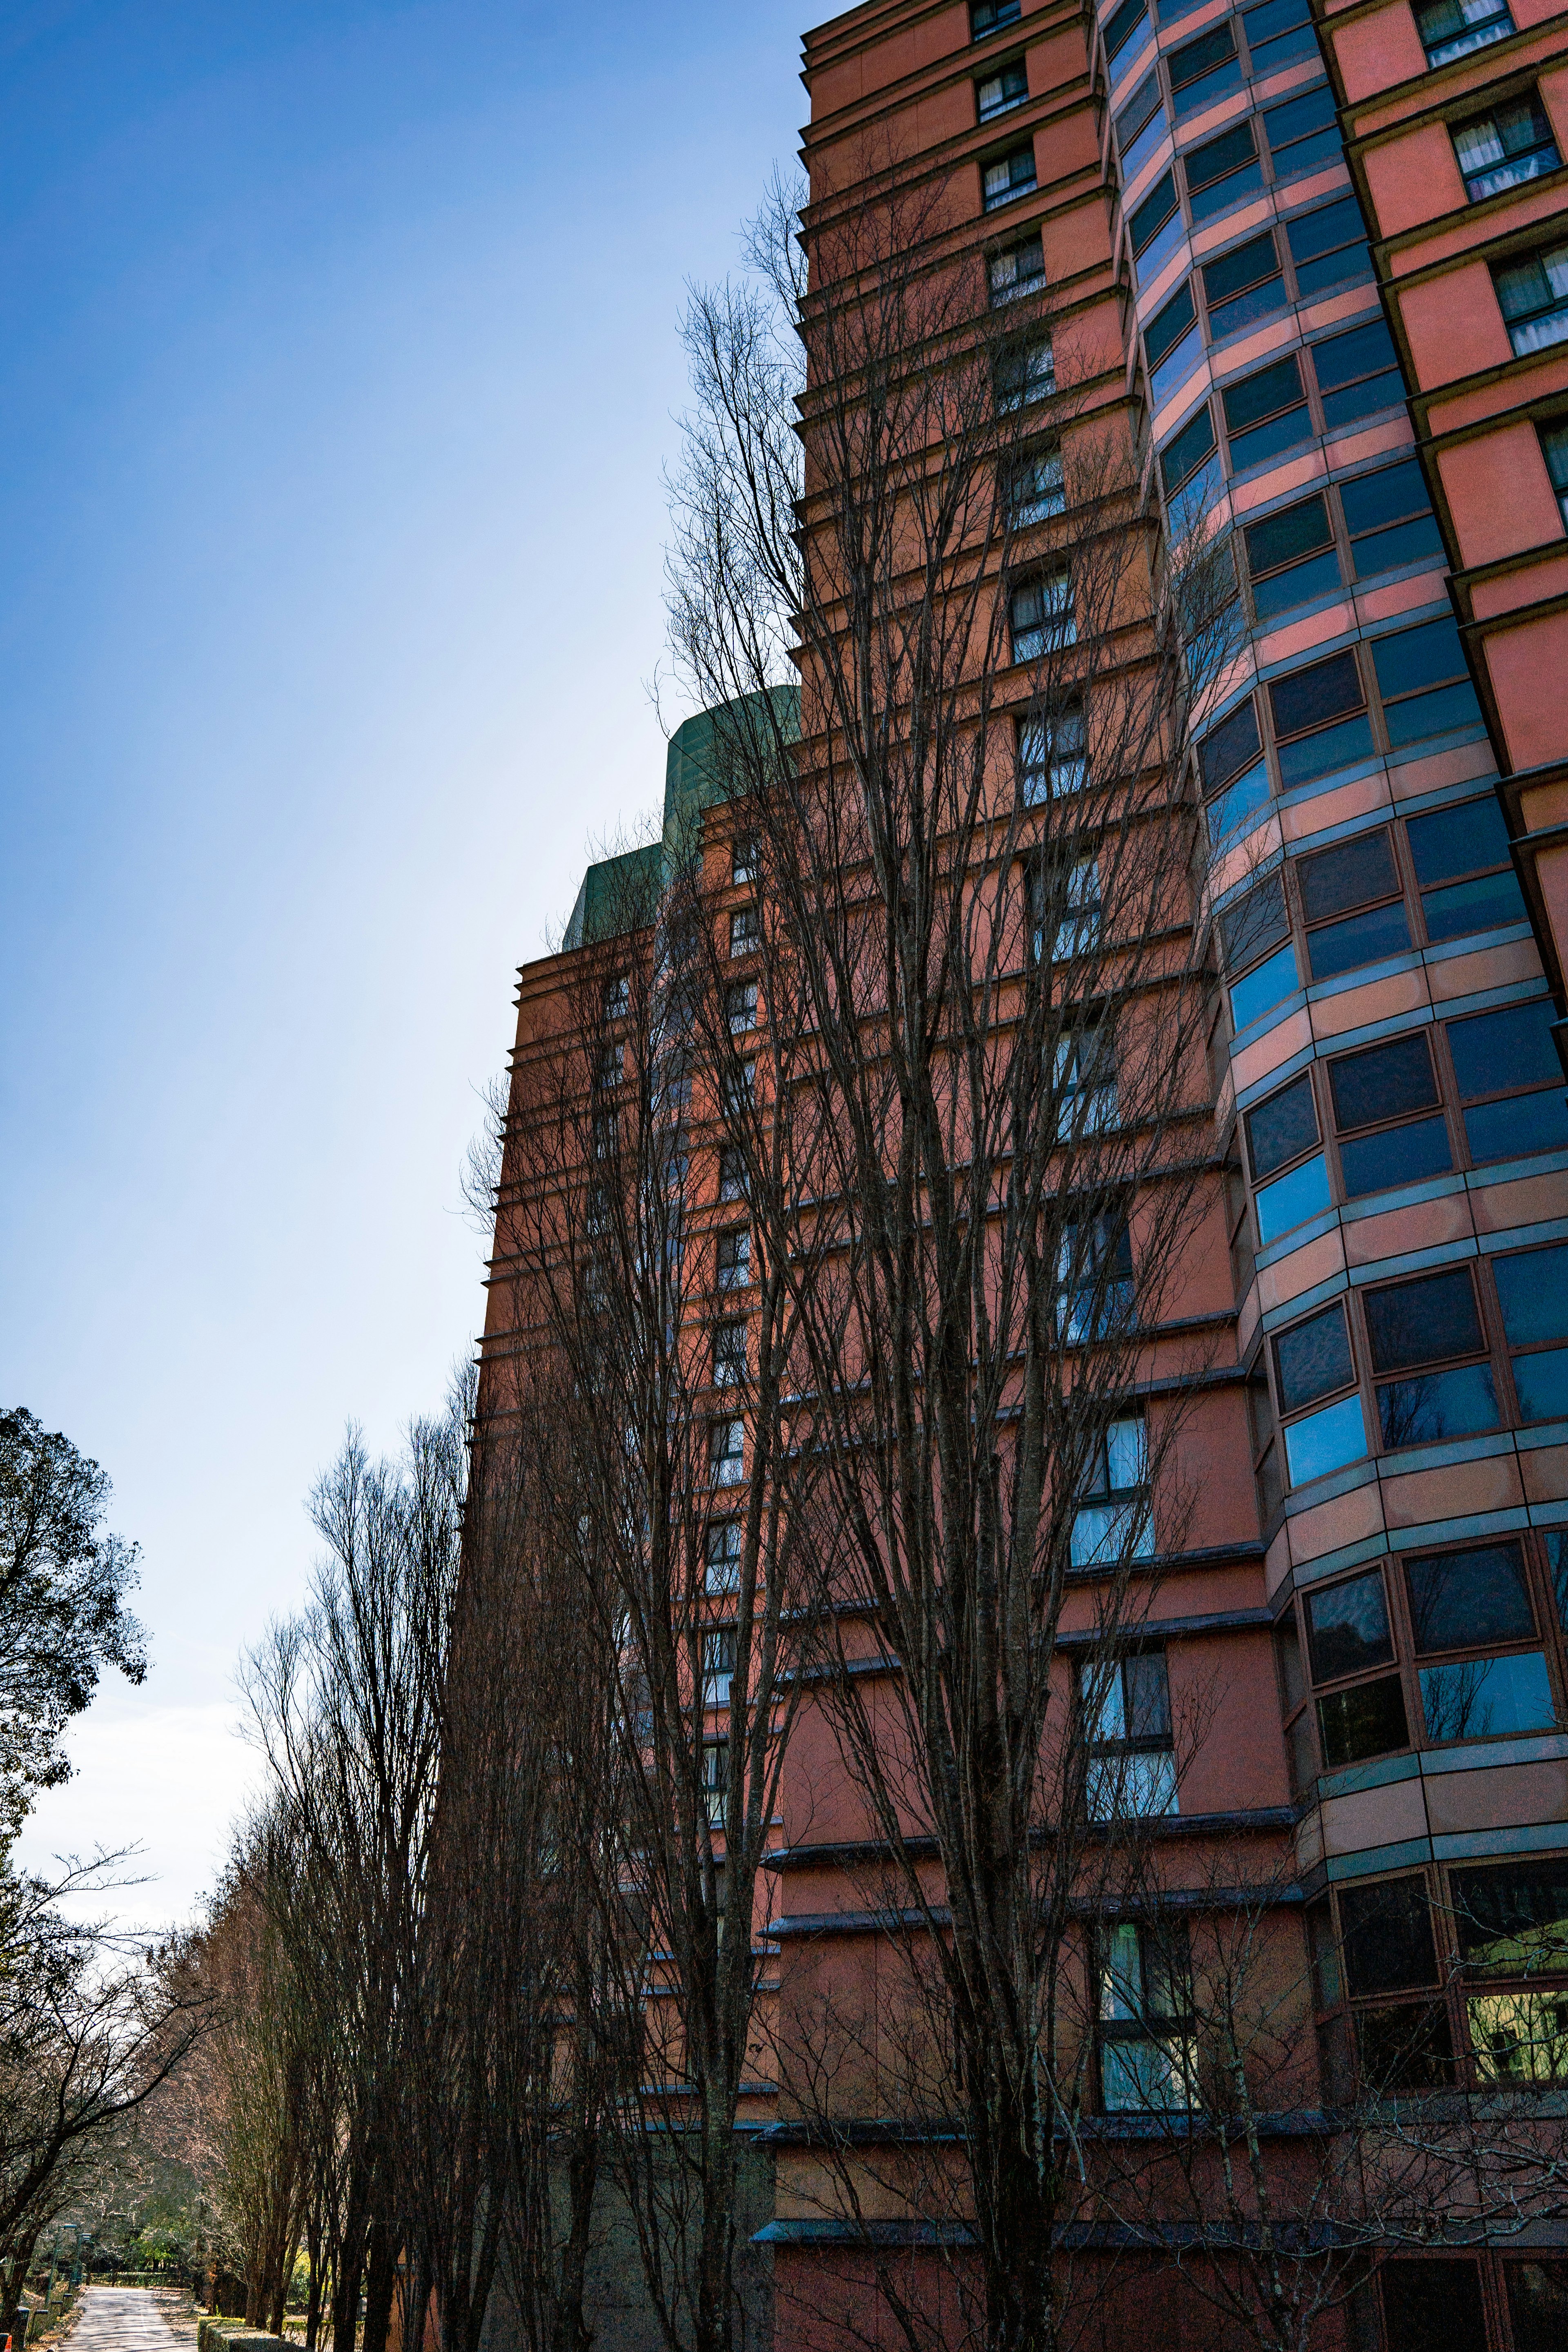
1203, 232, 1280, 306
1421, 870, 1527, 939
1276, 712, 1377, 785
1378, 1362, 1497, 1447
1470, 1993, 1568, 2083
1349, 512, 1445, 577
1297, 829, 1399, 923
1454, 1855, 1568, 1975
1340, 1877, 1439, 1995
1305, 900, 1412, 980
1404, 1541, 1532, 1652
1270, 650, 1364, 739
1256, 1151, 1331, 1241
1199, 694, 1262, 790
1330, 1032, 1439, 1132
1284, 1390, 1365, 1483
1421, 1648, 1555, 1740
1507, 2262, 1568, 2352
1364, 1268, 1482, 1373
1464, 1089, 1568, 1162
1231, 940, 1299, 1029
1246, 493, 1333, 575
1339, 457, 1431, 538
1161, 404, 1216, 494
1145, 280, 1196, 365
1446, 999, 1562, 1099
1312, 316, 1399, 393
1318, 1673, 1409, 1766
1339, 1114, 1452, 1197
1185, 119, 1256, 188
1407, 799, 1507, 886
1357, 2002, 1456, 2091
1305, 1566, 1394, 1680
1515, 1344, 1568, 1422
1371, 614, 1466, 700
1381, 2262, 1486, 2352
1247, 1070, 1319, 1179
1223, 354, 1304, 432
1220, 874, 1290, 971
1287, 197, 1364, 265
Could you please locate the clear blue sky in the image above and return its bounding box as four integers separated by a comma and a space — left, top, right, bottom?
2, 0, 808, 1925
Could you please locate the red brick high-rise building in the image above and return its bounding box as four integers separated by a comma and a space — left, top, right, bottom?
478, 0, 1568, 2345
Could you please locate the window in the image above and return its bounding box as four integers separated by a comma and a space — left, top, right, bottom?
1454, 1857, 1568, 2085
1286, 196, 1374, 299
971, 0, 1022, 33
984, 141, 1038, 209
717, 1145, 747, 1203
706, 1519, 743, 1594
1328, 1029, 1452, 1198
729, 905, 760, 956
709, 1420, 745, 1490
1414, 0, 1512, 65
1340, 458, 1443, 580
1372, 614, 1483, 746
1099, 1919, 1194, 2107
1071, 1414, 1154, 1565
1116, 71, 1168, 178
1002, 441, 1065, 526
1445, 997, 1568, 1161
1494, 1241, 1568, 1423
732, 834, 758, 886
1160, 402, 1217, 499
1363, 1265, 1496, 1448
596, 1042, 625, 1093
1104, 0, 1152, 70
716, 1228, 751, 1291
1242, 0, 1318, 74
1221, 874, 1299, 1030
1339, 1873, 1456, 2088
713, 1320, 748, 1387
703, 1625, 738, 1704
1020, 704, 1088, 798
1010, 566, 1075, 659
1305, 1565, 1410, 1766
1034, 853, 1102, 964
1296, 826, 1412, 982
726, 979, 758, 1034
1452, 92, 1559, 201
1055, 1016, 1117, 1138
1311, 315, 1404, 429
1268, 648, 1374, 786
1221, 353, 1312, 471
1273, 1300, 1367, 1484
1169, 20, 1241, 118
604, 974, 630, 1019
1507, 2263, 1568, 2352
989, 232, 1047, 303
1541, 416, 1568, 527
1247, 1070, 1331, 1241
1407, 793, 1525, 940
1493, 238, 1568, 356
1263, 82, 1342, 182
701, 1737, 729, 1827
1408, 1544, 1551, 1741
1130, 169, 1182, 283
1383, 2262, 1486, 2350
1183, 119, 1263, 223
1083, 1648, 1177, 1816
995, 333, 1056, 408
1145, 279, 1197, 375
721, 1055, 756, 1112
1056, 1209, 1134, 1340
1203, 230, 1287, 340
1243, 491, 1343, 620
978, 56, 1029, 118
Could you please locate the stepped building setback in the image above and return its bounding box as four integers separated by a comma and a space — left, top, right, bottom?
478, 0, 1568, 2344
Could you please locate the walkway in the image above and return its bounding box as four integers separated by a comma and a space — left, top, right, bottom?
64, 2290, 198, 2352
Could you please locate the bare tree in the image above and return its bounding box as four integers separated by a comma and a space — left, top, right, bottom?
659, 159, 1248, 2352
242, 1388, 470, 2352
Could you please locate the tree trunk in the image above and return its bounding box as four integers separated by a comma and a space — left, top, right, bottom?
361, 2221, 397, 2352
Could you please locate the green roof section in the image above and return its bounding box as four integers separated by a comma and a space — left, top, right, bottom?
562, 685, 799, 951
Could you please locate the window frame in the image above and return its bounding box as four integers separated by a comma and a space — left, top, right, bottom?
976, 53, 1031, 120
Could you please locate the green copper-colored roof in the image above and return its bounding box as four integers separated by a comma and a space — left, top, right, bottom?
562, 685, 798, 951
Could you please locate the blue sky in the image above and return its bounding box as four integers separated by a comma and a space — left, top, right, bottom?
2, 0, 808, 1924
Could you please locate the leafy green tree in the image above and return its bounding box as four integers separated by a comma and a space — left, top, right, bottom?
0, 1408, 147, 1840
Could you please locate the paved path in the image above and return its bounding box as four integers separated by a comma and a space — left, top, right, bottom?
64, 2290, 197, 2352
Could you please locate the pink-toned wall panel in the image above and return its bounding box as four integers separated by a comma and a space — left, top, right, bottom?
1397, 263, 1514, 385
1330, 1, 1428, 98
1437, 421, 1563, 566
1486, 607, 1568, 770
1364, 124, 1466, 234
